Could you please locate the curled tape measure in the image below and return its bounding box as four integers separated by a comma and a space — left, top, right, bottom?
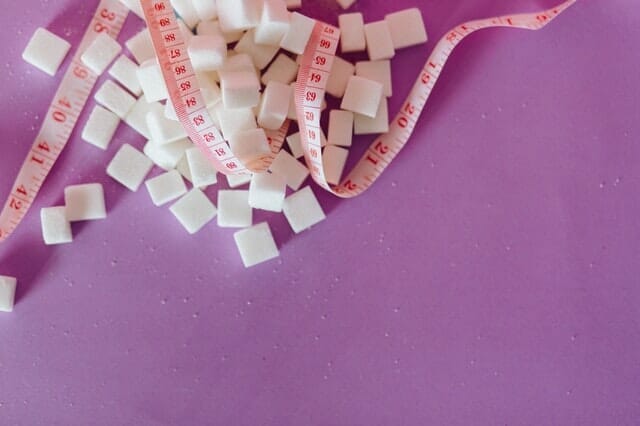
0, 0, 576, 244
0, 0, 128, 244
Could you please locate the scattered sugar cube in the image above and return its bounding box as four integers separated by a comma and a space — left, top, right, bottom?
328, 110, 354, 147
234, 222, 279, 267
280, 12, 315, 55
144, 138, 192, 170
255, 0, 290, 46
146, 108, 187, 145
82, 105, 120, 150
40, 206, 73, 245
109, 55, 143, 96
22, 28, 71, 76
185, 146, 219, 188
287, 82, 298, 120
217, 0, 262, 32
177, 17, 196, 43
64, 183, 107, 221
227, 173, 253, 188
220, 53, 258, 76
119, 0, 145, 18
124, 96, 164, 139
0, 276, 17, 313
171, 0, 200, 29
385, 8, 428, 49
234, 30, 280, 70
336, 0, 356, 9
355, 60, 392, 97
249, 172, 286, 212
269, 149, 309, 190
137, 59, 169, 103
81, 33, 122, 75
197, 72, 223, 107
107, 144, 154, 191
94, 80, 137, 119
145, 170, 188, 206
192, 0, 218, 21
261, 53, 298, 85
354, 97, 389, 135
325, 56, 354, 98
125, 29, 155, 64
197, 20, 243, 44
338, 13, 365, 53
220, 70, 261, 109
322, 145, 349, 185
258, 81, 292, 130
229, 128, 272, 166
170, 189, 217, 234
282, 186, 326, 233
217, 190, 252, 227
364, 21, 395, 61
286, 132, 304, 159
188, 35, 227, 72
341, 76, 383, 118
216, 108, 257, 139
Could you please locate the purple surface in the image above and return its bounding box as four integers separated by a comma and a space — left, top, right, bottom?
1, 0, 639, 424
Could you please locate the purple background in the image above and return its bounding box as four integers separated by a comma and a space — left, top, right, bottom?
1, 0, 639, 425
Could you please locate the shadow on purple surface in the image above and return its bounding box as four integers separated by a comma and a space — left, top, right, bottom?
1, 239, 52, 305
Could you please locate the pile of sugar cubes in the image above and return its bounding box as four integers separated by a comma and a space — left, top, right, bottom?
6, 0, 428, 311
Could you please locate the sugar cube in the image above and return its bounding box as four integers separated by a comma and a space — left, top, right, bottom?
227, 173, 253, 188
108, 55, 143, 96
192, 0, 218, 21
124, 96, 164, 139
217, 0, 262, 32
144, 138, 192, 170
107, 144, 154, 191
125, 29, 155, 64
328, 110, 354, 147
94, 80, 137, 119
185, 146, 219, 188
40, 206, 73, 245
364, 21, 395, 61
258, 81, 292, 130
286, 132, 304, 158
171, 0, 200, 29
188, 35, 227, 72
228, 128, 272, 167
341, 76, 383, 118
146, 108, 187, 145
216, 108, 257, 140
233, 222, 279, 267
217, 190, 252, 227
145, 170, 188, 206
322, 145, 348, 185
234, 30, 280, 70
64, 183, 107, 221
280, 12, 315, 55
385, 8, 428, 49
248, 172, 286, 212
0, 276, 17, 313
261, 53, 298, 85
22, 28, 71, 76
82, 105, 120, 150
254, 0, 290, 46
81, 33, 122, 75
282, 186, 326, 233
355, 60, 392, 97
137, 59, 169, 103
354, 97, 389, 135
170, 189, 217, 234
338, 13, 365, 53
220, 70, 261, 109
325, 56, 354, 98
269, 149, 309, 190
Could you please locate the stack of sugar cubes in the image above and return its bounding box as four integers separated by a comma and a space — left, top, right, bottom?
17, 0, 428, 276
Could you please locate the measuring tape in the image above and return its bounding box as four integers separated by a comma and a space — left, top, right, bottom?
295, 0, 577, 198
0, 0, 128, 244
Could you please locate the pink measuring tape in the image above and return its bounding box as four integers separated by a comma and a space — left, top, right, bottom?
0, 0, 128, 243
0, 0, 576, 244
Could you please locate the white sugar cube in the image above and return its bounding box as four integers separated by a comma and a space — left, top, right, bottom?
328, 110, 354, 147
196, 20, 243, 44
220, 53, 258, 76
197, 72, 223, 107
341, 76, 383, 118
0, 276, 17, 313
258, 81, 292, 130
124, 96, 164, 139
217, 190, 252, 227
171, 0, 200, 29
82, 105, 120, 150
177, 17, 195, 43
234, 222, 279, 267
188, 35, 227, 72
216, 108, 257, 140
137, 59, 169, 103
217, 0, 262, 32
144, 138, 192, 170
385, 8, 428, 49
338, 13, 365, 53
125, 29, 155, 64
287, 82, 298, 120
118, 0, 144, 18
64, 183, 107, 221
234, 30, 279, 70
81, 33, 122, 75
146, 108, 187, 145
107, 144, 154, 191
185, 146, 219, 187
170, 189, 217, 234
364, 21, 395, 61
325, 56, 354, 98
22, 28, 71, 76
255, 0, 290, 46
280, 12, 315, 55
145, 170, 188, 206
323, 145, 348, 185
219, 70, 261, 109
192, 0, 218, 21
94, 80, 137, 119
40, 206, 73, 245
248, 172, 286, 212
164, 98, 179, 121
109, 55, 142, 96
336, 0, 356, 9
227, 173, 253, 188
282, 186, 326, 233
269, 149, 309, 190
354, 97, 389, 135
286, 132, 304, 158
261, 53, 298, 85
355, 60, 392, 97
229, 128, 272, 167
